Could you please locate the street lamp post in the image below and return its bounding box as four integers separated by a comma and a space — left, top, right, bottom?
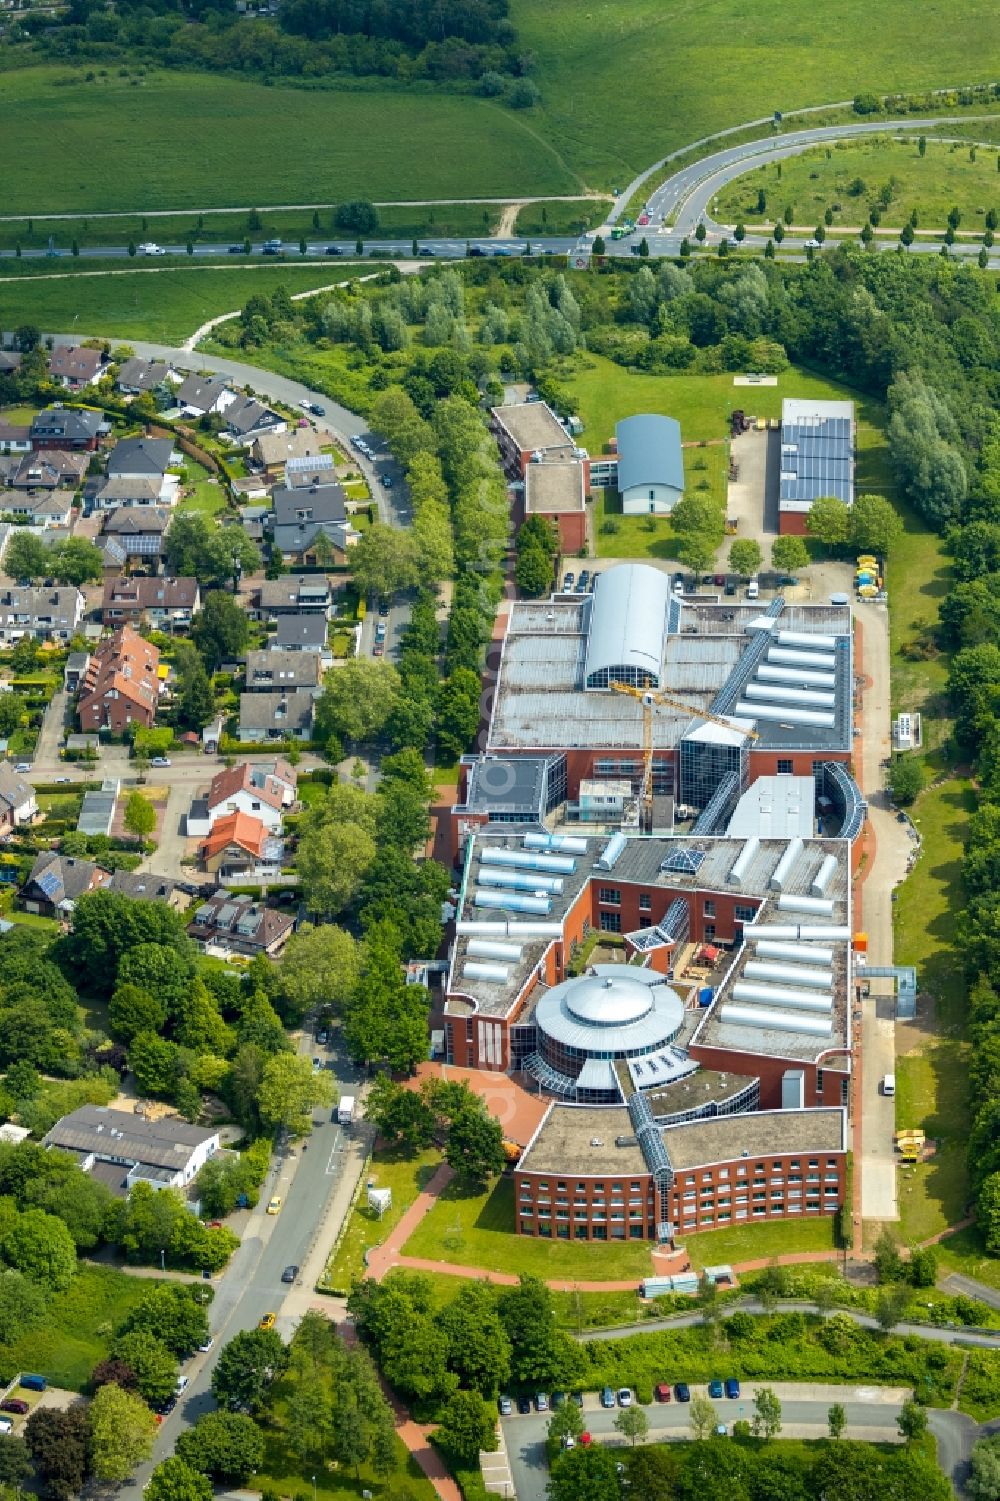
311, 1476, 317, 1501
160, 1248, 165, 1271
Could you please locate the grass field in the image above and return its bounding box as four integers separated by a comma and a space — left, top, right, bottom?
177, 460, 230, 518
0, 1264, 155, 1391
0, 261, 366, 344
403, 1175, 654, 1280
593, 444, 729, 561
936, 1226, 1000, 1291
321, 1145, 441, 1292
0, 68, 579, 212
515, 199, 611, 236
712, 136, 1000, 232
679, 1216, 838, 1269
886, 504, 954, 755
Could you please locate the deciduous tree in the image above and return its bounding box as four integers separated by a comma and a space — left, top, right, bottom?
89, 1382, 158, 1482
176, 1411, 265, 1484
145, 1457, 214, 1501
436, 1389, 497, 1466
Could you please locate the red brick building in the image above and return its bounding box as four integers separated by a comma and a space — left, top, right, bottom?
78, 626, 160, 735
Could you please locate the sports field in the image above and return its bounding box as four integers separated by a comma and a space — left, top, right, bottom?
712, 136, 1000, 232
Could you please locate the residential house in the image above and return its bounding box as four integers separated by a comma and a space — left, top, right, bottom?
48, 345, 107, 390
0, 764, 37, 838
10, 450, 89, 490
238, 503, 270, 541
0, 424, 31, 456
187, 891, 295, 958
187, 758, 296, 837
284, 452, 337, 488
31, 406, 105, 452
107, 870, 187, 909
101, 507, 171, 564
0, 583, 85, 643
42, 1105, 219, 1193
102, 576, 200, 629
273, 611, 331, 664
0, 352, 21, 375
22, 851, 110, 916
238, 689, 314, 743
107, 436, 175, 480
175, 374, 236, 417
198, 811, 284, 883
220, 395, 286, 447
91, 476, 167, 512
0, 488, 75, 527
251, 427, 324, 478
256, 575, 334, 617
116, 358, 177, 397
78, 625, 161, 734
245, 648, 323, 693
270, 482, 357, 566
77, 780, 119, 838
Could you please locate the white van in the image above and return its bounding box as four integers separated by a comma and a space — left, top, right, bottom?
882, 1073, 896, 1097
746, 578, 759, 600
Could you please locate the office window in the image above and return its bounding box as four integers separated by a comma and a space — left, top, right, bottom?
777, 758, 793, 774
735, 903, 757, 923
598, 887, 621, 905
703, 899, 716, 918
704, 923, 716, 940
600, 912, 621, 933
639, 894, 652, 912
816, 1069, 825, 1094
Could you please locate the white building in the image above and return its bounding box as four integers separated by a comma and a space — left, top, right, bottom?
614, 413, 684, 515
42, 1105, 220, 1192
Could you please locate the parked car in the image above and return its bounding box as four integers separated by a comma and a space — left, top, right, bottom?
317, 1030, 328, 1044
381, 473, 393, 487
560, 1435, 575, 1449
551, 1391, 566, 1410
674, 1383, 691, 1403
282, 1265, 299, 1283
708, 1380, 724, 1400
600, 1387, 615, 1409
617, 1388, 633, 1407
14, 763, 31, 773
175, 1377, 189, 1396
266, 1196, 282, 1215
373, 641, 384, 657
197, 1338, 214, 1353
498, 1395, 512, 1416
0, 1400, 28, 1415
673, 573, 685, 594
725, 1378, 741, 1399
150, 756, 171, 767
311, 404, 326, 416
563, 572, 575, 589
535, 1393, 549, 1412
570, 1392, 584, 1408
654, 1383, 672, 1403
715, 1423, 728, 1436
517, 1396, 531, 1415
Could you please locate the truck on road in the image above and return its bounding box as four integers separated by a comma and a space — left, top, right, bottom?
337, 1095, 356, 1126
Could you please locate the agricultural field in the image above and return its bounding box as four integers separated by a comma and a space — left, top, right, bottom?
0, 261, 367, 345
0, 68, 578, 213
712, 136, 1000, 232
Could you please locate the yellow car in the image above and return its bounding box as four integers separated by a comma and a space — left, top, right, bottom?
266, 1196, 282, 1216
259, 1313, 276, 1331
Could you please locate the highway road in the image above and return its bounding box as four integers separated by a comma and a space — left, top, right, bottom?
0, 237, 578, 264
500, 1384, 979, 1501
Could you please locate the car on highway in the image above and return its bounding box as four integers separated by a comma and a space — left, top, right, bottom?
266, 1196, 282, 1215
708, 1380, 724, 1400
804, 237, 822, 249
617, 1388, 633, 1407
600, 1387, 615, 1409
262, 239, 283, 255
325, 245, 344, 255
419, 246, 436, 256
492, 247, 512, 256
229, 243, 246, 253
138, 242, 166, 255
498, 1396, 512, 1416
725, 1378, 741, 1399
259, 1312, 276, 1330
281, 1264, 299, 1283
674, 1383, 691, 1402
150, 756, 171, 767
197, 1338, 214, 1353
468, 246, 487, 257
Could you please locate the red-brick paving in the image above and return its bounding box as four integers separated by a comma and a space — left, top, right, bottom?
404, 1062, 549, 1146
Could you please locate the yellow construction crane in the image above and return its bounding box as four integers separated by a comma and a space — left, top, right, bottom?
610, 682, 759, 831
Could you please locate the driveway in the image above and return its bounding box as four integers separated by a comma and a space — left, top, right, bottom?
724, 428, 777, 563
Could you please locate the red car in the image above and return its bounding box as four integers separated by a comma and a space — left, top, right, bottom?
637, 213, 650, 226
1, 1399, 29, 1415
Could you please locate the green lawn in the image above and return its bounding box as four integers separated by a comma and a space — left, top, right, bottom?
712, 136, 1000, 233
935, 1225, 1000, 1292
321, 1145, 442, 1293
678, 1216, 838, 1270
593, 445, 729, 560
0, 67, 577, 213
885, 502, 953, 753
0, 1265, 156, 1391
177, 459, 231, 518
403, 1175, 654, 1280
0, 261, 369, 345
515, 199, 612, 236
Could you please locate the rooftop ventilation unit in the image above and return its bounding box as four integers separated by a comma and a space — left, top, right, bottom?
596, 831, 628, 870
767, 647, 836, 670
778, 893, 836, 916
811, 853, 839, 897
727, 836, 760, 887
744, 961, 833, 990
467, 939, 524, 962
770, 838, 804, 892
456, 918, 565, 938
473, 890, 552, 916
757, 664, 836, 688
743, 923, 851, 942
743, 682, 836, 708
462, 961, 509, 983
523, 832, 589, 854
754, 940, 834, 966
734, 700, 836, 728
732, 981, 832, 1012
719, 1003, 832, 1037
480, 847, 576, 875
477, 868, 564, 895
778, 630, 839, 650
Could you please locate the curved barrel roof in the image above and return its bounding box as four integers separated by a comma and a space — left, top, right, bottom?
616, 413, 684, 494
584, 563, 670, 688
